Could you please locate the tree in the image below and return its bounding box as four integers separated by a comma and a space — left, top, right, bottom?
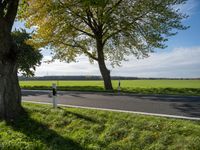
0, 0, 21, 120
12, 30, 43, 77
19, 0, 188, 90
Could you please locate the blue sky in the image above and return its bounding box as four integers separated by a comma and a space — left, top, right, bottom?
165, 0, 200, 51
14, 0, 200, 78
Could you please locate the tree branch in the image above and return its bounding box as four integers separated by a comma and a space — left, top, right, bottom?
102, 10, 151, 45
58, 40, 98, 61
86, 9, 97, 35
73, 41, 98, 61
70, 24, 95, 38
104, 0, 123, 18
58, 0, 95, 35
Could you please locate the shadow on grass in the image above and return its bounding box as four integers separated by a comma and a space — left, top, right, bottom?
6, 108, 85, 150
59, 107, 99, 124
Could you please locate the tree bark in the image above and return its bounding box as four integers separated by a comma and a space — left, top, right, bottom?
96, 39, 113, 90
0, 61, 22, 120
0, 18, 22, 120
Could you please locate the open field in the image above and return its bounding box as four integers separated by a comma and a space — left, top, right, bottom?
20, 80, 200, 88
20, 80, 200, 96
0, 103, 200, 150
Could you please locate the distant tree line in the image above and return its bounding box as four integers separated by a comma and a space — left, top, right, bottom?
18, 76, 200, 81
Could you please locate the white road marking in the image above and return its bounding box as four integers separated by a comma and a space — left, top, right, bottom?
23, 100, 200, 121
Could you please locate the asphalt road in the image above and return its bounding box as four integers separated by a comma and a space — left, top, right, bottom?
22, 90, 200, 119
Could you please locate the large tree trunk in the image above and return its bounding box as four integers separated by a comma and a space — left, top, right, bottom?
96, 39, 113, 90
98, 57, 113, 91
0, 62, 22, 120
0, 19, 22, 120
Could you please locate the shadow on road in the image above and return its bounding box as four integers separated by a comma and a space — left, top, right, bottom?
171, 103, 200, 117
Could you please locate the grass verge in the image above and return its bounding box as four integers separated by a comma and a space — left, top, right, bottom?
0, 103, 200, 150
21, 85, 200, 96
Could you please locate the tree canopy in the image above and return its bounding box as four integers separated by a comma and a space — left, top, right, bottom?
19, 0, 188, 89
12, 30, 43, 77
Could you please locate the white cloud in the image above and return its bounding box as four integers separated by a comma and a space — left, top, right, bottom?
35, 55, 100, 76
35, 47, 200, 78
111, 47, 200, 78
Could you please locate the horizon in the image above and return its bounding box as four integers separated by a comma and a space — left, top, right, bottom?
18, 75, 200, 79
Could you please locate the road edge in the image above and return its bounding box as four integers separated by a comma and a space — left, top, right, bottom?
23, 100, 200, 121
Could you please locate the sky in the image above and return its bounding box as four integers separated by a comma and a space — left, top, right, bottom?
14, 0, 200, 78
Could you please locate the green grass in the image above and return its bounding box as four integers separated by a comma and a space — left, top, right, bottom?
0, 103, 200, 150
20, 80, 200, 88
20, 80, 200, 96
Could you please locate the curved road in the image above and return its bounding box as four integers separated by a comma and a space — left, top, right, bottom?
22, 90, 200, 120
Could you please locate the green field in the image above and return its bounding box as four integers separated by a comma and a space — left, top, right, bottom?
0, 103, 200, 150
20, 80, 200, 88
20, 80, 200, 96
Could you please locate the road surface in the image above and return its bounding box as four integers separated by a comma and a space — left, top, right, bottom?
22, 90, 200, 119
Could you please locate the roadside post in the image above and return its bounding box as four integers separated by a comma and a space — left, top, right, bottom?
52, 83, 57, 108
118, 80, 121, 94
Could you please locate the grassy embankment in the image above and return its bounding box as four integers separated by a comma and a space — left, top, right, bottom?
20, 80, 200, 96
0, 103, 200, 150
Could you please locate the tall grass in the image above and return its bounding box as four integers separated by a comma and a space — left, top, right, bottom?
0, 103, 200, 150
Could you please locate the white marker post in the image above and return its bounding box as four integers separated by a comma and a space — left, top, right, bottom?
52, 83, 57, 108
118, 80, 121, 94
